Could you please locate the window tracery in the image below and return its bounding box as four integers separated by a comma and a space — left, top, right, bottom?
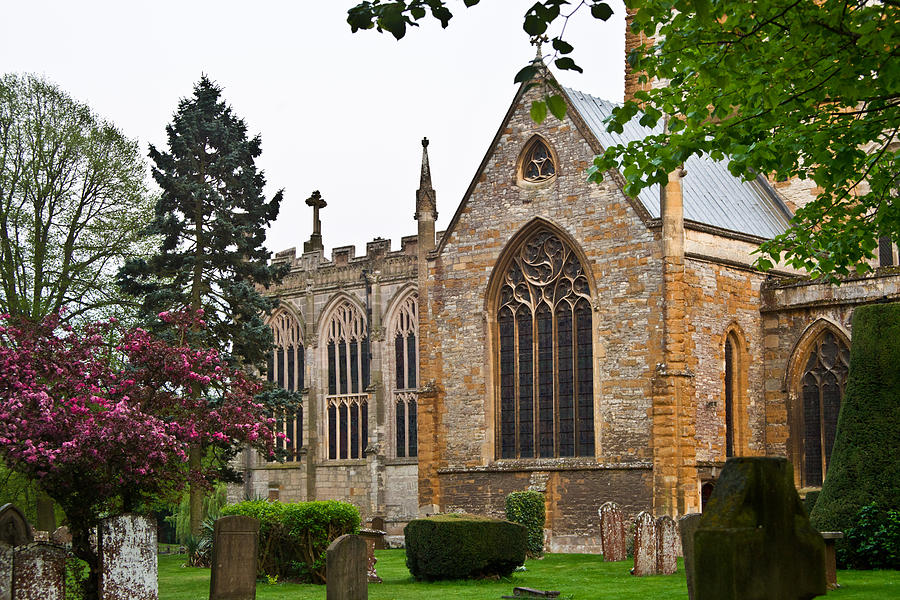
799, 330, 849, 486
267, 309, 304, 460
391, 293, 418, 458
521, 138, 556, 183
496, 229, 594, 459
325, 300, 369, 460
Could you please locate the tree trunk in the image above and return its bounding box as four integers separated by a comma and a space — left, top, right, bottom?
189, 444, 203, 536
71, 522, 100, 600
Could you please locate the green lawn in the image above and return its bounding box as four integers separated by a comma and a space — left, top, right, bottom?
158, 550, 899, 600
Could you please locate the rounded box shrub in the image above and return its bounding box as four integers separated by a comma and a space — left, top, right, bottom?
505, 491, 545, 557
404, 513, 526, 580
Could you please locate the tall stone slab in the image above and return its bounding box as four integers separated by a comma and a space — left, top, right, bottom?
0, 542, 11, 600
678, 513, 702, 600
656, 515, 678, 575
99, 514, 158, 600
326, 534, 367, 600
0, 506, 32, 547
210, 515, 259, 600
11, 543, 65, 600
598, 502, 626, 562
694, 457, 825, 600
631, 511, 657, 576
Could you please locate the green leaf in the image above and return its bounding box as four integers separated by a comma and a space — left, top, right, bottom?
530, 100, 548, 124
547, 95, 566, 120
554, 57, 583, 73
514, 65, 539, 84
523, 14, 547, 36
552, 38, 574, 55
591, 3, 614, 21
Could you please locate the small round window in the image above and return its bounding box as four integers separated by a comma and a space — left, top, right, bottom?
521, 138, 556, 183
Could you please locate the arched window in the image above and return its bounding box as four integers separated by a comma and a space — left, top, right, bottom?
325, 300, 370, 460
267, 309, 304, 460
496, 229, 594, 459
391, 293, 418, 458
799, 330, 849, 486
520, 138, 556, 183
724, 335, 735, 457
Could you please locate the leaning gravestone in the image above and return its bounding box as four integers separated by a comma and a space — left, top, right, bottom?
631, 511, 657, 576
694, 457, 825, 600
0, 506, 32, 547
326, 534, 367, 600
678, 513, 702, 600
11, 543, 66, 600
99, 514, 158, 600
210, 515, 259, 600
1, 542, 11, 600
598, 502, 626, 562
655, 515, 678, 575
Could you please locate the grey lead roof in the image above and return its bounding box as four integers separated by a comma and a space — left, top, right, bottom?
565, 87, 793, 239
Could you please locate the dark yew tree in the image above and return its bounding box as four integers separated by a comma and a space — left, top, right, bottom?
118, 76, 289, 534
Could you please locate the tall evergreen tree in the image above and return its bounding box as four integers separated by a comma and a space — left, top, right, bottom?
118, 76, 288, 534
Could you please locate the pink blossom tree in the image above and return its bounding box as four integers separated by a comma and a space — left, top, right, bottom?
0, 309, 277, 600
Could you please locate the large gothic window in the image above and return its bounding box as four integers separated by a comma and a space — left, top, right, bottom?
325, 300, 370, 460
799, 330, 849, 486
496, 229, 594, 459
267, 309, 304, 460
391, 293, 418, 458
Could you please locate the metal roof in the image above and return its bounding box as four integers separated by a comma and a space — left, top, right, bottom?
565, 87, 793, 239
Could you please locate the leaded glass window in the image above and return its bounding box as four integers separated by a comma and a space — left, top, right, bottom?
724, 335, 735, 458
800, 330, 849, 486
325, 300, 369, 460
392, 293, 419, 458
496, 229, 594, 458
522, 139, 556, 182
267, 309, 304, 460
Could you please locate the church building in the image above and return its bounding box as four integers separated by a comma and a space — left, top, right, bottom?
231, 52, 900, 550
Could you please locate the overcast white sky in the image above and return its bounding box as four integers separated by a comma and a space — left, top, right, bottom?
3, 1, 626, 257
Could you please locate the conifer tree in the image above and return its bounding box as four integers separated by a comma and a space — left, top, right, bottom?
118, 76, 288, 534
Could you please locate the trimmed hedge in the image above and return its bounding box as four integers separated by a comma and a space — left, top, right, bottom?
404, 513, 526, 580
810, 303, 900, 565
506, 491, 545, 557
803, 491, 820, 517
220, 500, 359, 583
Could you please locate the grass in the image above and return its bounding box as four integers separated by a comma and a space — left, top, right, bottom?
159, 549, 900, 600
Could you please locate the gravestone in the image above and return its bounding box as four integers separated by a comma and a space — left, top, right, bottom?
209, 515, 259, 600
50, 527, 71, 546
694, 457, 825, 600
326, 534, 367, 600
0, 506, 32, 547
820, 532, 843, 591
99, 514, 158, 600
369, 517, 386, 550
358, 528, 385, 583
656, 515, 678, 575
598, 502, 626, 562
631, 511, 657, 576
1, 542, 11, 600
11, 543, 65, 600
678, 513, 702, 600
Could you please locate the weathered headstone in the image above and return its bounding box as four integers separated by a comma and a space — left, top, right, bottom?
99, 514, 158, 600
0, 506, 32, 547
656, 515, 678, 575
209, 515, 259, 600
820, 532, 843, 591
369, 517, 386, 550
11, 543, 65, 600
358, 528, 385, 583
0, 542, 12, 600
631, 511, 657, 576
326, 534, 367, 600
678, 513, 702, 600
598, 502, 626, 562
694, 457, 825, 600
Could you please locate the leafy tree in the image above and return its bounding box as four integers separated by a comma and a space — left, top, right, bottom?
347, 0, 900, 282
0, 310, 277, 600
0, 73, 154, 323
117, 76, 288, 534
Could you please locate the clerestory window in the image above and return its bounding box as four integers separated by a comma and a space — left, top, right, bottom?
496, 229, 594, 459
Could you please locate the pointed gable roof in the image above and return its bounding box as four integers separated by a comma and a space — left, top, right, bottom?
564, 88, 793, 239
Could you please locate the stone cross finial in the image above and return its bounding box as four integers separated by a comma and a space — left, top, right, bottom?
531, 34, 549, 62
304, 190, 327, 254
